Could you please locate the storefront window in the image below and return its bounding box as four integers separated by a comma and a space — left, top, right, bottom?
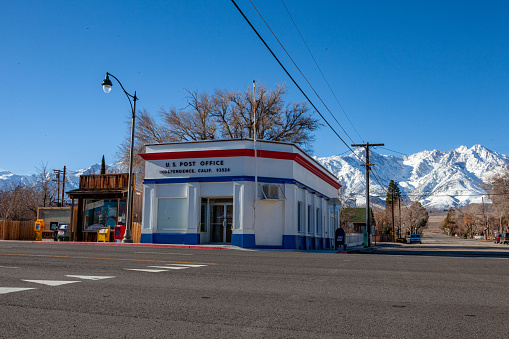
84, 199, 124, 231
157, 198, 187, 230
118, 200, 126, 225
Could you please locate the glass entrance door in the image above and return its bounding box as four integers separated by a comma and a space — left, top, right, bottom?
210, 204, 233, 243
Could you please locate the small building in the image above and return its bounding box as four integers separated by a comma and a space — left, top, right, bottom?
67, 173, 141, 242
340, 207, 375, 233
36, 207, 73, 239
140, 139, 341, 249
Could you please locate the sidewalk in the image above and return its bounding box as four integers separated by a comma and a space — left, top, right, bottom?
2, 239, 377, 253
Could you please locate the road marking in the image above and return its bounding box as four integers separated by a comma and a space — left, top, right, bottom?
66, 275, 116, 280
0, 253, 216, 266
0, 287, 36, 294
135, 252, 193, 255
124, 269, 170, 273
126, 264, 209, 272
0, 266, 20, 269
22, 280, 81, 286
147, 266, 188, 270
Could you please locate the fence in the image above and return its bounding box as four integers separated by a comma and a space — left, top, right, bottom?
373, 234, 394, 242
346, 233, 364, 246
0, 221, 37, 241
132, 222, 141, 243
0, 220, 142, 243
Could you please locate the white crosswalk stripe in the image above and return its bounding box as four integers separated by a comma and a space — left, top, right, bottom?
147, 266, 188, 270
124, 268, 170, 272
0, 287, 36, 294
22, 280, 80, 286
1, 274, 117, 296
125, 263, 209, 272
66, 275, 116, 280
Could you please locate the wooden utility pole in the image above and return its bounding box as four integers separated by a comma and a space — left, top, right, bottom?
53, 169, 61, 207
391, 192, 395, 241
53, 167, 66, 207
352, 142, 384, 247
398, 197, 402, 238
61, 166, 66, 206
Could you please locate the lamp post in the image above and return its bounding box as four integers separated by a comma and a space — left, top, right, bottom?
102, 72, 137, 243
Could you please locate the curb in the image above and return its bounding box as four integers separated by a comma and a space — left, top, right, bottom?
0, 240, 241, 251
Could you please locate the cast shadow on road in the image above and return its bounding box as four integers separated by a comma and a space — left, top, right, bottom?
367, 243, 509, 259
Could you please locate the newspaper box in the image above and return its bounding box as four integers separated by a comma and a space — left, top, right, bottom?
97, 227, 110, 242
34, 219, 45, 241
50, 222, 59, 241
114, 225, 126, 243
57, 224, 70, 241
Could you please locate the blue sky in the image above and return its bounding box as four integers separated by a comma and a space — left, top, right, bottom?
1, 1, 508, 175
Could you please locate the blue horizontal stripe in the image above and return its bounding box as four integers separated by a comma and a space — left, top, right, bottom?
144, 176, 331, 199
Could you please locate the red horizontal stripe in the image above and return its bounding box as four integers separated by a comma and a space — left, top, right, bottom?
140, 148, 340, 189
140, 149, 254, 160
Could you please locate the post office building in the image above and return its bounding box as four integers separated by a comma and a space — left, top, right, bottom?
140, 139, 341, 249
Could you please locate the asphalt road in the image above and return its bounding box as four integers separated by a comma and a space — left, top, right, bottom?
1, 233, 508, 338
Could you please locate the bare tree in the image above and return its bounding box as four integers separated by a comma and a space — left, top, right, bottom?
0, 182, 39, 221
373, 208, 391, 235
35, 162, 56, 207
486, 169, 509, 233
401, 201, 429, 235
116, 109, 175, 185
117, 83, 321, 181
161, 91, 217, 141
441, 207, 459, 236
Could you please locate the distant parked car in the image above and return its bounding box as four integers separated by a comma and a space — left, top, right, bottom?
409, 234, 422, 244
494, 234, 501, 244
502, 233, 509, 245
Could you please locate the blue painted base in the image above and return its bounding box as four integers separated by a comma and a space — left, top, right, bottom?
184, 233, 200, 245
283, 235, 298, 249
152, 233, 186, 244
306, 236, 315, 250
298, 236, 306, 250
140, 233, 153, 243
141, 232, 333, 250
231, 234, 256, 248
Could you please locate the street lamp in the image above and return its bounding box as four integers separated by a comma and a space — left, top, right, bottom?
101, 72, 137, 243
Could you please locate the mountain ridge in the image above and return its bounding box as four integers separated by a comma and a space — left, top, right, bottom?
1, 145, 507, 209
315, 144, 508, 209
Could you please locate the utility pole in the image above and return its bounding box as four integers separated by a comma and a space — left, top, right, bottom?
482, 197, 488, 240
391, 192, 395, 242
352, 142, 384, 247
53, 167, 66, 207
61, 166, 66, 206
398, 196, 402, 238
53, 169, 61, 207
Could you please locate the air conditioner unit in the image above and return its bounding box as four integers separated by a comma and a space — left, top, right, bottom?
262, 184, 280, 200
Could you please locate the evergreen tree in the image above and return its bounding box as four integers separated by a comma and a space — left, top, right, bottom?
385, 180, 401, 209
100, 155, 106, 175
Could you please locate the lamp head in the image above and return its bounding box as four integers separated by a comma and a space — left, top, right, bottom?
102, 74, 113, 93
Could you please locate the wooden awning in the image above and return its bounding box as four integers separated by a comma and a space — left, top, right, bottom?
66, 188, 128, 200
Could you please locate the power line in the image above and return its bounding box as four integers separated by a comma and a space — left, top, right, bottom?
380, 147, 408, 156
247, 0, 356, 144
281, 0, 364, 143
231, 0, 356, 155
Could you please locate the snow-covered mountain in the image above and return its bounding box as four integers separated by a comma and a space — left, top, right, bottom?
0, 163, 124, 195
316, 145, 509, 210
1, 145, 508, 210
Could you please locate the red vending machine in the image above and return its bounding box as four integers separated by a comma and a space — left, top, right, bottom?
114, 225, 126, 242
